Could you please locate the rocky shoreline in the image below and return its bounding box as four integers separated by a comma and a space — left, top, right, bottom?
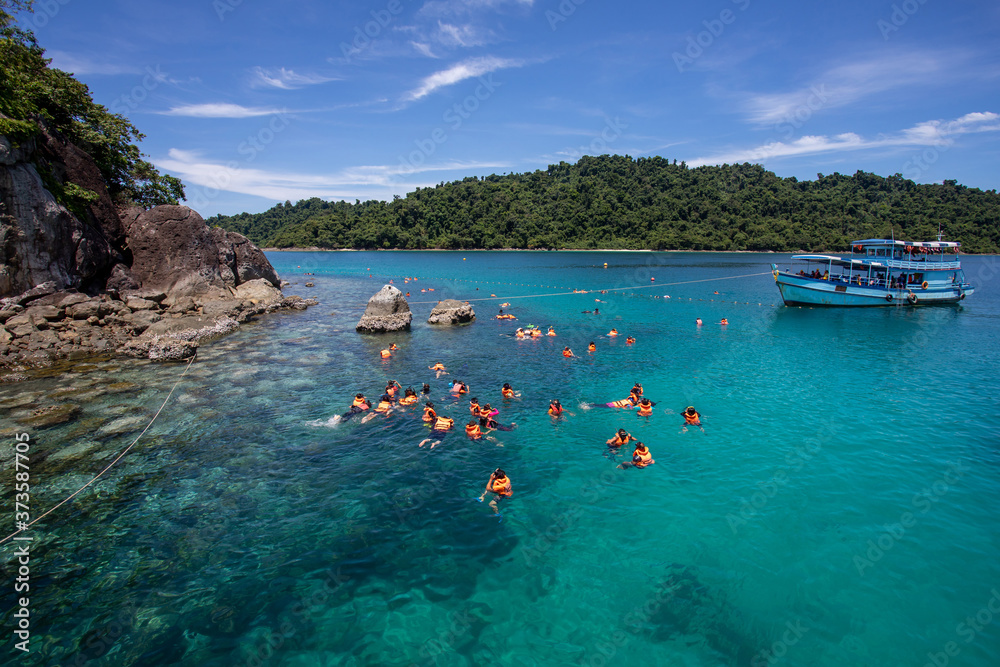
0, 279, 316, 383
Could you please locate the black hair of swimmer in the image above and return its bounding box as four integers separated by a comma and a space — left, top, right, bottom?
355, 393, 364, 399
618, 428, 627, 437
503, 382, 511, 389
495, 468, 506, 478
425, 401, 434, 408
422, 384, 430, 393
470, 397, 479, 403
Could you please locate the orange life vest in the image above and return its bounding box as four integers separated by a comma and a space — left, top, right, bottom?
588, 344, 596, 352
638, 403, 652, 417
547, 330, 556, 336
684, 410, 701, 425
351, 397, 369, 410
563, 349, 573, 357
470, 402, 481, 415
609, 434, 631, 447
398, 395, 417, 405
610, 397, 634, 408
608, 330, 618, 336
422, 407, 436, 422
433, 416, 454, 431
530, 329, 541, 337
548, 404, 563, 416
465, 423, 482, 438
380, 349, 391, 358
375, 400, 392, 413
490, 477, 512, 496
633, 448, 652, 467
502, 388, 514, 398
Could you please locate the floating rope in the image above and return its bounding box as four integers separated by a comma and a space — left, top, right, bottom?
404, 271, 773, 304
0, 355, 196, 547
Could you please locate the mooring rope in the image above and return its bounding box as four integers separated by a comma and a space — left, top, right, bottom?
404, 271, 773, 303
0, 355, 196, 547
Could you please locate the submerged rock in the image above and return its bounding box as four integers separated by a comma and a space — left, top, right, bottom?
427, 299, 476, 325
19, 403, 82, 428
356, 285, 412, 333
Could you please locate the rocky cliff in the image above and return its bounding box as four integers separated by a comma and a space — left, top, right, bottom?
0, 130, 311, 380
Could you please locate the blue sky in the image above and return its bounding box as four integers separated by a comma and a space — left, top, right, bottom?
18, 0, 1000, 217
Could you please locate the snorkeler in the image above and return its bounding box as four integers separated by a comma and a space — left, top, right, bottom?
501, 383, 519, 399
562, 346, 575, 358
547, 326, 556, 336
469, 397, 482, 416
606, 428, 635, 448
340, 393, 371, 422
419, 413, 455, 449
479, 403, 514, 431
362, 393, 395, 423
608, 328, 619, 337
478, 468, 512, 514
626, 336, 635, 345
450, 380, 469, 395
637, 398, 653, 417
398, 387, 419, 406
682, 405, 705, 432
588, 342, 596, 352
548, 399, 564, 417
618, 442, 654, 469
429, 362, 448, 378
465, 420, 483, 440
422, 383, 431, 395
384, 380, 401, 399
422, 401, 437, 423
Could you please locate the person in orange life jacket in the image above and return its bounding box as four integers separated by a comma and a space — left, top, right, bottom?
606, 428, 634, 448
341, 393, 370, 422
548, 399, 564, 417
682, 405, 705, 433
618, 442, 654, 469
629, 383, 644, 405
384, 380, 400, 399
478, 468, 512, 514
422, 401, 437, 423
626, 336, 635, 344
450, 380, 469, 394
465, 420, 483, 440
398, 387, 419, 405
479, 403, 514, 432
608, 328, 618, 337
429, 362, 448, 378
588, 342, 596, 352
547, 327, 556, 336
719, 318, 728, 325
562, 346, 575, 358
501, 383, 518, 399
362, 393, 395, 423
469, 397, 482, 416
637, 398, 653, 417
419, 412, 455, 449
380, 348, 392, 358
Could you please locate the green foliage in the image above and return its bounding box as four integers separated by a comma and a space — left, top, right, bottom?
0, 1, 184, 207
210, 156, 1000, 253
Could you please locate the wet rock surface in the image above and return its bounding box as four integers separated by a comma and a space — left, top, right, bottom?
356, 285, 412, 333
427, 299, 476, 325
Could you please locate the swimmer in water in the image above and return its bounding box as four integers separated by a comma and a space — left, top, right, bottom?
478, 468, 512, 514
618, 442, 654, 469
606, 428, 634, 448
429, 362, 448, 378
419, 411, 455, 449
340, 393, 371, 422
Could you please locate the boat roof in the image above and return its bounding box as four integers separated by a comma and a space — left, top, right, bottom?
851, 239, 960, 249
791, 254, 880, 268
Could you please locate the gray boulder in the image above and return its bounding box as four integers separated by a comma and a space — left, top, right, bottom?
427, 299, 476, 325
356, 285, 412, 333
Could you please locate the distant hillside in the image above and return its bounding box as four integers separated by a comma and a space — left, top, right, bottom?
207, 156, 1000, 253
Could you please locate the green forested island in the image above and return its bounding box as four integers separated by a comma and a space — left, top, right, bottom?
209, 157, 1000, 253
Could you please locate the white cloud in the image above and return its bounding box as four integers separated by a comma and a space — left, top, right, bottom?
250, 67, 338, 90
435, 21, 493, 48
160, 103, 286, 118
688, 112, 1000, 167
742, 51, 958, 126
411, 41, 439, 58
47, 51, 140, 75
404, 55, 523, 101
157, 149, 511, 202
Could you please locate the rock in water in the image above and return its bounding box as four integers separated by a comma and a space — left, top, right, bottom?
427, 299, 475, 325
356, 285, 412, 333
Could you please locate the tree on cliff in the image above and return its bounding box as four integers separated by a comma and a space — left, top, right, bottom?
0, 0, 184, 209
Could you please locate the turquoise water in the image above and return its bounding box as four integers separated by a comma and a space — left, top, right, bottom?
2, 251, 1000, 666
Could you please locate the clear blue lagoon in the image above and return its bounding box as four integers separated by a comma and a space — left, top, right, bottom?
2, 251, 999, 666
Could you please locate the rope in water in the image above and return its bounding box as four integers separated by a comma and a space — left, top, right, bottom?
0, 355, 196, 547
404, 271, 773, 304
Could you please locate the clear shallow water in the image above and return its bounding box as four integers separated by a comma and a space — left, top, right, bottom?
2, 251, 1000, 666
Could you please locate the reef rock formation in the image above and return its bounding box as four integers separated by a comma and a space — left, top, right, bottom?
427, 299, 475, 325
356, 285, 412, 333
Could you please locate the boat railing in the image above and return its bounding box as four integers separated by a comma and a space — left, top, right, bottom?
882, 258, 961, 270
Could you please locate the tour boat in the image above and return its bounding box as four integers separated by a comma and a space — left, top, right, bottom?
770, 237, 974, 307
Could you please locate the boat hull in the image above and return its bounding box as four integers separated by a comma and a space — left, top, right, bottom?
774, 274, 972, 307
